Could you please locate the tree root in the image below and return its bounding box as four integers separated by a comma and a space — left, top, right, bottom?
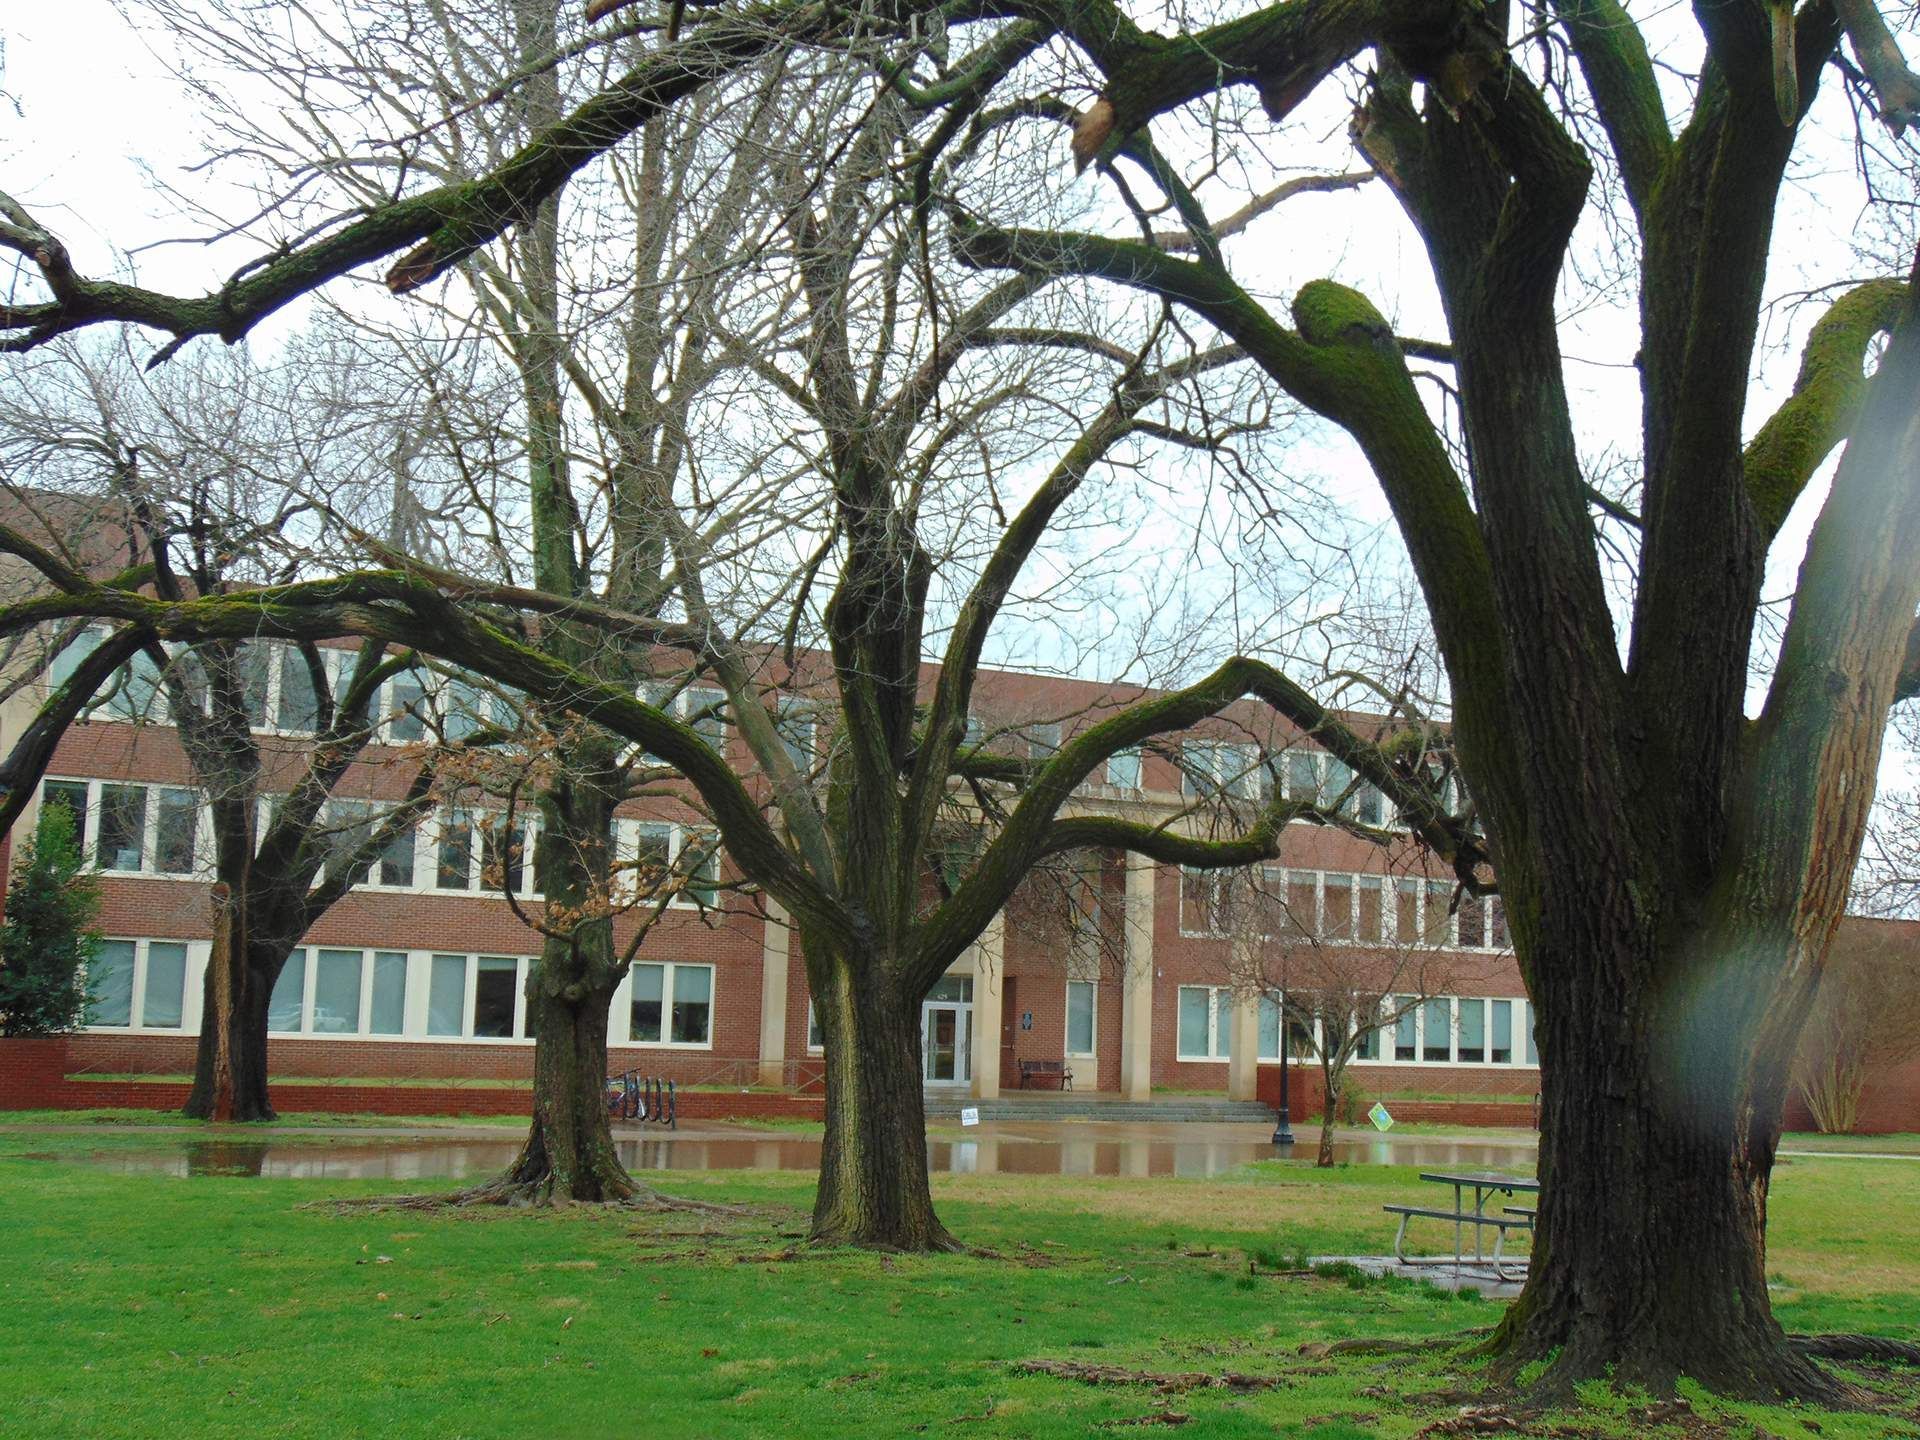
313, 1179, 740, 1215
1790, 1332, 1920, 1366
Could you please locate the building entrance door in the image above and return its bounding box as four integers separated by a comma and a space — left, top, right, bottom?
922, 974, 974, 1086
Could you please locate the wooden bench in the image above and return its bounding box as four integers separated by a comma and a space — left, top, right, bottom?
1383, 1204, 1532, 1280
1018, 1058, 1073, 1090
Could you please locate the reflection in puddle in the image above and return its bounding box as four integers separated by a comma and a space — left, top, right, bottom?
46, 1128, 1536, 1182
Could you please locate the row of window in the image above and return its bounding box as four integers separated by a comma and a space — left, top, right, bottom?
84, 939, 718, 1049
39, 779, 720, 906
1173, 985, 1539, 1067
1179, 865, 1508, 951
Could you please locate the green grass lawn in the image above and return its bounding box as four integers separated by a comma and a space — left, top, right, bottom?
0, 1129, 1915, 1438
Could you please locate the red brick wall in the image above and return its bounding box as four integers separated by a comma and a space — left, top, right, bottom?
2, 1035, 823, 1121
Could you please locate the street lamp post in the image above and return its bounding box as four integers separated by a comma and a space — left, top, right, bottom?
1271, 990, 1295, 1149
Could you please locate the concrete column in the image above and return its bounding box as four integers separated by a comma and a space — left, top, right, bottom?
1226, 987, 1261, 1101
756, 898, 790, 1088
969, 910, 1004, 1099
1118, 856, 1156, 1101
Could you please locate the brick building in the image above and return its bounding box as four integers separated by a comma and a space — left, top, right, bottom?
1, 629, 1557, 1116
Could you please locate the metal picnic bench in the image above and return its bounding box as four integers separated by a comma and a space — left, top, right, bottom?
1383, 1170, 1540, 1281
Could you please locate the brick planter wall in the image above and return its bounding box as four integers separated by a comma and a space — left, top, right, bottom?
0, 1036, 823, 1122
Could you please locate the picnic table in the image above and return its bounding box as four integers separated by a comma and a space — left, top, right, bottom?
1383, 1170, 1541, 1281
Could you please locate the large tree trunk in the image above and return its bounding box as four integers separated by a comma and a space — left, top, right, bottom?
1487, 924, 1843, 1402
182, 901, 277, 1123
809, 955, 956, 1251
466, 739, 640, 1205
473, 966, 634, 1204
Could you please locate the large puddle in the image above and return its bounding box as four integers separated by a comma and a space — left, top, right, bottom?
33, 1124, 1538, 1181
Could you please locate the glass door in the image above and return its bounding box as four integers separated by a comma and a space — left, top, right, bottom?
923, 1003, 973, 1085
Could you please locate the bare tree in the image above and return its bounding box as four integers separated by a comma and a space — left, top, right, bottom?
1792, 920, 1920, 1133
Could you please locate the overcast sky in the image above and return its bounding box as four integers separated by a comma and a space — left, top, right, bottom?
2, 1, 1913, 796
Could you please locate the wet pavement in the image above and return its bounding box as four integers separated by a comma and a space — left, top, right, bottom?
13, 1119, 1543, 1182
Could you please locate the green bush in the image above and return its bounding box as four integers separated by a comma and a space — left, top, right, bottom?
0, 801, 102, 1037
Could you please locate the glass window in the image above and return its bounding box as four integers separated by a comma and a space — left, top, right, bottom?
96, 785, 146, 871
140, 942, 188, 1028
473, 957, 518, 1038
1394, 998, 1417, 1061
1356, 1020, 1380, 1061
1491, 999, 1513, 1064
630, 963, 664, 1043
1458, 997, 1485, 1063
1422, 998, 1453, 1062
1526, 1003, 1539, 1065
313, 949, 364, 1034
776, 700, 815, 771
926, 975, 973, 1003
1106, 748, 1141, 789
276, 646, 322, 732
269, 950, 307, 1032
670, 965, 712, 1045
631, 823, 672, 896
87, 940, 136, 1026
481, 819, 526, 894
1285, 750, 1320, 803
1257, 994, 1281, 1060
1180, 867, 1218, 935
48, 625, 103, 692
807, 1000, 824, 1050
1287, 871, 1319, 938
152, 788, 198, 875
237, 642, 272, 728
520, 960, 540, 1039
1324, 756, 1355, 810
370, 952, 407, 1035
1029, 723, 1061, 759
1212, 989, 1232, 1058
1177, 986, 1211, 1058
107, 647, 166, 722
387, 675, 426, 742
436, 811, 473, 890
682, 833, 721, 908
1424, 880, 1454, 946
1322, 874, 1353, 941
1354, 782, 1385, 826
42, 781, 88, 845
1458, 896, 1485, 948
427, 954, 467, 1036
1066, 980, 1095, 1056
1356, 875, 1384, 942
686, 687, 727, 751
378, 821, 417, 888
1394, 879, 1421, 944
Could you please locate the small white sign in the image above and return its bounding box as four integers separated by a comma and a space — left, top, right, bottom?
960, 1107, 980, 1127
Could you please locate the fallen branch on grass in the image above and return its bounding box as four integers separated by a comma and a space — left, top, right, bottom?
1015, 1359, 1285, 1394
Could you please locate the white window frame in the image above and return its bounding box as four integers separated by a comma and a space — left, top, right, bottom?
620, 960, 716, 1050
1104, 747, 1143, 790
81, 936, 201, 1033
614, 820, 722, 909
44, 778, 213, 881
1175, 984, 1234, 1062
1064, 978, 1097, 1059
1178, 866, 1228, 938
1181, 740, 1260, 800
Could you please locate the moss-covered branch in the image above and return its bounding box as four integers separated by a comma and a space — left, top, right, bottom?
1744, 279, 1908, 539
